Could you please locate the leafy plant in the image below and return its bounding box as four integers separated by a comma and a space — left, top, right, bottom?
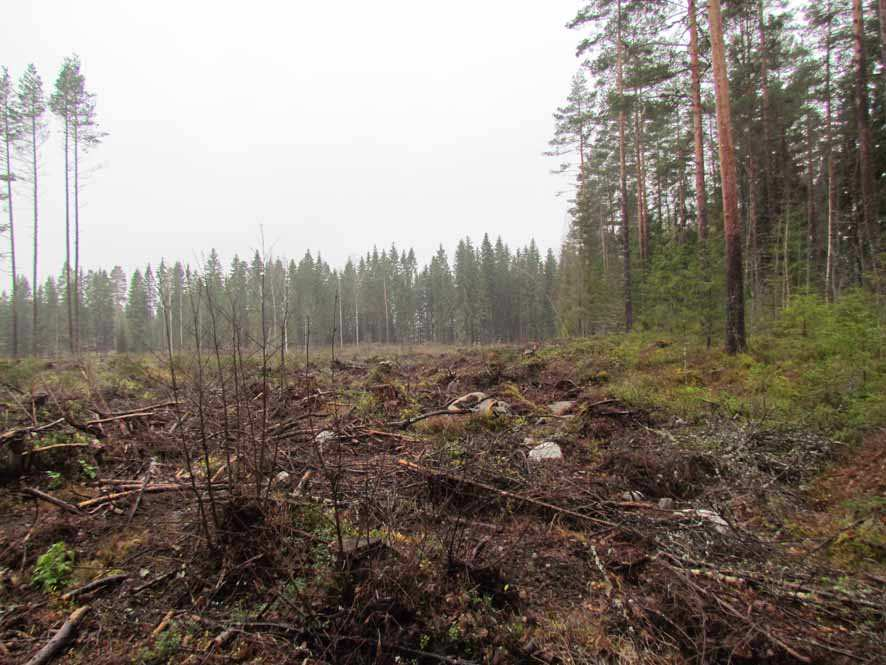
79, 459, 98, 480
135, 627, 181, 664
32, 542, 75, 592
46, 470, 63, 489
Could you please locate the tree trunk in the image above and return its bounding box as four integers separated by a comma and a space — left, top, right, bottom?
852, 0, 880, 282
617, 0, 633, 332
63, 113, 73, 353
756, 0, 773, 283
3, 106, 16, 357
73, 120, 80, 353
824, 0, 836, 301
709, 0, 747, 353
805, 113, 816, 291
879, 0, 886, 92
634, 104, 649, 265
689, 0, 709, 243
31, 114, 39, 355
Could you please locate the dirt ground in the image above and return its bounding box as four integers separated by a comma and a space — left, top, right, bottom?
0, 342, 883, 664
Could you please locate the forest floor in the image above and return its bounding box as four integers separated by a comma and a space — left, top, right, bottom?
0, 337, 883, 664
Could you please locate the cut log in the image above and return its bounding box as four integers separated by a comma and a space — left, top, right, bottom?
22, 488, 82, 515
61, 574, 128, 601
24, 605, 90, 665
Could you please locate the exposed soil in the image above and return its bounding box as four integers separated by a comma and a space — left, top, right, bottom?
0, 344, 883, 664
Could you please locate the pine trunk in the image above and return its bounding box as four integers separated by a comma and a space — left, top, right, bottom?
824, 1, 836, 301
709, 0, 747, 353
73, 121, 80, 352
64, 114, 73, 353
31, 115, 39, 355
852, 0, 880, 282
688, 0, 708, 242
3, 107, 16, 357
616, 0, 633, 332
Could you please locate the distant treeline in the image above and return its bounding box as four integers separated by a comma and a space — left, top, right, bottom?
0, 236, 559, 354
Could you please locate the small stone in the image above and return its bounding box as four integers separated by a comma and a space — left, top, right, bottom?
315, 430, 336, 443
548, 401, 575, 417
477, 398, 511, 417
528, 442, 562, 461
448, 392, 488, 412
682, 508, 729, 534
657, 497, 675, 510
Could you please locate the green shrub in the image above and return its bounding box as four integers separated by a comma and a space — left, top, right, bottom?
32, 542, 75, 592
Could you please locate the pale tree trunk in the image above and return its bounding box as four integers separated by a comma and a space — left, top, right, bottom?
63, 113, 73, 353
689, 0, 708, 242
30, 114, 39, 355
3, 106, 17, 357
756, 0, 773, 282
634, 104, 649, 264
689, 0, 712, 346
73, 120, 80, 353
879, 0, 886, 92
709, 0, 747, 353
616, 0, 633, 332
852, 0, 880, 283
805, 113, 816, 291
824, 0, 836, 301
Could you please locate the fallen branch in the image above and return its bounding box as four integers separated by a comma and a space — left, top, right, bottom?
77, 484, 182, 509
24, 605, 91, 665
61, 573, 128, 601
397, 459, 617, 530
151, 610, 176, 638
85, 412, 155, 426
22, 488, 82, 515
1, 418, 66, 446
133, 570, 176, 595
91, 401, 178, 419
387, 409, 472, 429
24, 441, 103, 456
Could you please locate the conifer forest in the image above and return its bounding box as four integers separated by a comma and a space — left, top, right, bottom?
0, 2, 884, 664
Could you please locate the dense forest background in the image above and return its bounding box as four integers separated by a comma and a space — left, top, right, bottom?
1, 0, 884, 356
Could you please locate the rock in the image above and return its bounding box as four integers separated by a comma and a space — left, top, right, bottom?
682, 508, 729, 534
448, 392, 488, 412
477, 398, 511, 417
315, 430, 336, 444
548, 400, 575, 417
621, 490, 644, 502
657, 497, 675, 510
528, 442, 562, 462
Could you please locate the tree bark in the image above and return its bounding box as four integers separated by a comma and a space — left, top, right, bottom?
852, 0, 880, 282
64, 111, 73, 353
689, 0, 709, 243
2, 95, 16, 357
879, 0, 886, 91
616, 0, 633, 332
31, 112, 39, 355
805, 113, 817, 291
73, 120, 80, 352
709, 0, 747, 353
824, 0, 836, 301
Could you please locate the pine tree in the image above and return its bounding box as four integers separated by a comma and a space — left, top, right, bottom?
708, 0, 746, 353
0, 67, 20, 356
16, 64, 47, 354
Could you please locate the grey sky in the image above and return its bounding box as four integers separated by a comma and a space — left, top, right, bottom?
5, 0, 581, 283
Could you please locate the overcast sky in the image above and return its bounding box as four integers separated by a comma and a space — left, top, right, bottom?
4, 0, 581, 282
